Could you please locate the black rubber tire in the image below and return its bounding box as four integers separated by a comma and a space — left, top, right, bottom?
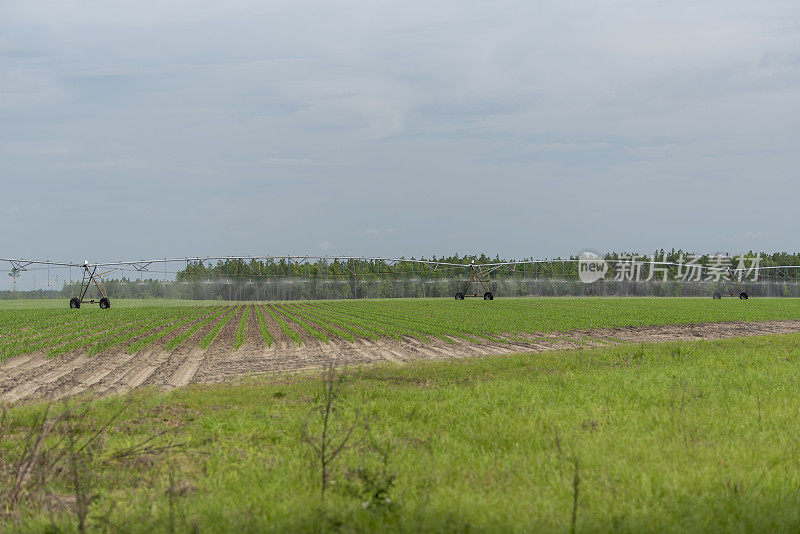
69, 297, 80, 309
739, 292, 748, 300
99, 297, 111, 309
454, 292, 464, 300
484, 292, 494, 300
712, 292, 722, 300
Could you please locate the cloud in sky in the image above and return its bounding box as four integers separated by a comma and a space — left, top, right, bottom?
1, 0, 799, 278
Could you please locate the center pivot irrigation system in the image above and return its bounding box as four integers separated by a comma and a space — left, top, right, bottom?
455, 261, 494, 300
0, 255, 789, 308
69, 263, 112, 309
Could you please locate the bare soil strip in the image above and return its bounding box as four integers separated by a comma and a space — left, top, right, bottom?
137, 307, 238, 392
189, 306, 245, 385
55, 306, 225, 398
3, 319, 800, 403
27, 307, 220, 400
243, 304, 262, 350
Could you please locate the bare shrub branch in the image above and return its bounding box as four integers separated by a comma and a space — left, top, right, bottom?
0, 399, 182, 529
301, 363, 366, 499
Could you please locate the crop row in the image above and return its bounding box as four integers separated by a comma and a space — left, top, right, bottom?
3, 298, 800, 359
1, 307, 201, 360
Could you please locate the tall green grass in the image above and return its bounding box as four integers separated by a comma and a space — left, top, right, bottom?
5, 334, 800, 532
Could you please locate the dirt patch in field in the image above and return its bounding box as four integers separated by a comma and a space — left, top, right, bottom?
243, 304, 263, 350
3, 319, 800, 403
132, 306, 239, 394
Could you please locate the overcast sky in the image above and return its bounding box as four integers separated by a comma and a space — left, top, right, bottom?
2, 0, 799, 268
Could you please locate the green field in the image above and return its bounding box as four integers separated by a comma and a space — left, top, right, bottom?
2, 334, 800, 532
2, 297, 800, 361
0, 299, 219, 310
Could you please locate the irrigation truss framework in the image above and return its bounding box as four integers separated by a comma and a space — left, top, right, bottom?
3, 255, 800, 300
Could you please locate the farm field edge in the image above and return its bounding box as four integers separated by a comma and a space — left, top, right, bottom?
2, 333, 799, 532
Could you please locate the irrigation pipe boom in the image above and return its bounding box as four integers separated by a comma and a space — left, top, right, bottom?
0, 255, 789, 308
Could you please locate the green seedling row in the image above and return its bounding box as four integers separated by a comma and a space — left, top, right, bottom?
166, 306, 231, 352
334, 302, 448, 342
347, 302, 486, 343
283, 303, 357, 342
261, 304, 301, 346
87, 308, 201, 356
234, 304, 250, 350
272, 303, 327, 343
1, 312, 149, 358
313, 302, 412, 340
48, 315, 171, 357
126, 306, 223, 354
329, 301, 450, 340
15, 316, 155, 359
1, 305, 205, 358
254, 304, 274, 347
294, 303, 381, 340
201, 306, 241, 350
4, 298, 800, 359
60, 306, 201, 356
0, 310, 83, 341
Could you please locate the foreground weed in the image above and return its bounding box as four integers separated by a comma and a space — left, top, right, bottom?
345, 438, 398, 513
570, 458, 580, 534
0, 401, 181, 531
302, 365, 366, 499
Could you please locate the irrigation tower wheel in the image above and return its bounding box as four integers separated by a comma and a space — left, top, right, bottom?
69, 297, 80, 309
712, 292, 722, 300
739, 292, 749, 300
454, 292, 465, 300
483, 292, 494, 300
99, 297, 111, 309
